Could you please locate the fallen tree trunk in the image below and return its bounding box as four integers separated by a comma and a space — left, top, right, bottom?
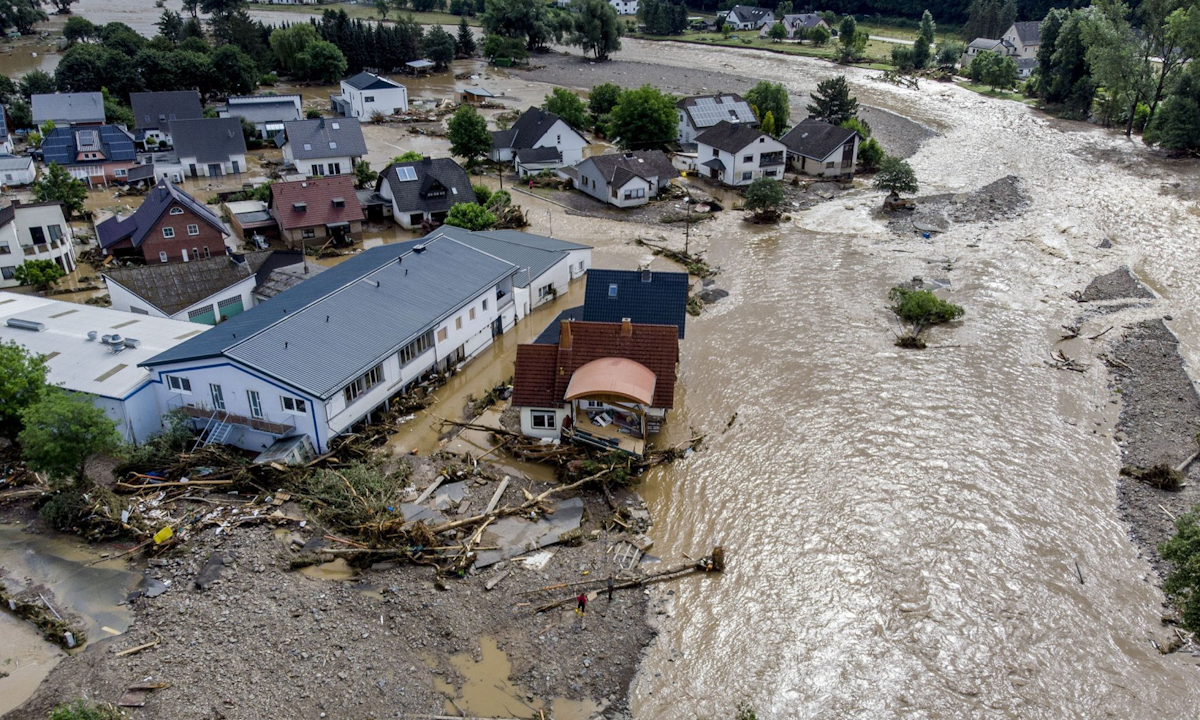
531, 546, 725, 613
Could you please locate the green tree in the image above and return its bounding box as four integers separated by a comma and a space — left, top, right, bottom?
298, 41, 348, 84
874, 155, 919, 196
12, 259, 65, 292
888, 287, 964, 348
482, 34, 529, 62
211, 44, 260, 97
456, 16, 477, 57
543, 87, 590, 131
767, 21, 787, 42
20, 389, 121, 484
482, 0, 556, 50
33, 164, 88, 219
776, 1, 792, 16
1038, 8, 1095, 118
1145, 61, 1200, 153
157, 8, 183, 43
968, 50, 1017, 91
807, 75, 858, 126
892, 44, 916, 70
838, 15, 866, 62
19, 69, 56, 100
1081, 0, 1151, 134
0, 0, 48, 35
472, 183, 493, 204
375, 0, 390, 20
588, 82, 622, 118
808, 24, 831, 46
63, 15, 95, 44
423, 25, 457, 70
913, 9, 934, 68
759, 109, 776, 136
745, 80, 789, 134
0, 341, 47, 441
392, 150, 425, 162
1142, 0, 1200, 121
1161, 507, 1200, 632
354, 160, 378, 189
270, 23, 320, 75
101, 88, 133, 127
608, 84, 677, 150
447, 105, 491, 166
444, 202, 497, 230
640, 0, 687, 35
568, 0, 622, 61
935, 40, 965, 68
743, 177, 784, 219
858, 137, 885, 170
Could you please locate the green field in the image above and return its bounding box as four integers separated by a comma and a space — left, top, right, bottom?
254, 3, 480, 26
633, 31, 900, 68
958, 81, 1035, 104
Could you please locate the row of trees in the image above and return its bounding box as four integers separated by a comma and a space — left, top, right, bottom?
481, 0, 623, 60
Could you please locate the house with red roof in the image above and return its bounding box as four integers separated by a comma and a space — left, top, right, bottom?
269, 175, 364, 250
512, 317, 679, 457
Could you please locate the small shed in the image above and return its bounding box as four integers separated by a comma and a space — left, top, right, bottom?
405, 59, 435, 76
458, 87, 496, 106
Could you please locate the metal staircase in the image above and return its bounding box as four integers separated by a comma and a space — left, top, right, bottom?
192, 409, 233, 451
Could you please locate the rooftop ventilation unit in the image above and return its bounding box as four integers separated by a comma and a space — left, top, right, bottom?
6, 318, 45, 332
101, 333, 124, 345
123, 338, 141, 349
87, 330, 98, 341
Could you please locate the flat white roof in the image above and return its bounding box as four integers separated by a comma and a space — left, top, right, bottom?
0, 293, 204, 400
223, 199, 268, 215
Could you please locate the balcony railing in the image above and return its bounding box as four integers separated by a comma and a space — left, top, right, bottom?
177, 404, 296, 436
759, 152, 785, 167
22, 239, 66, 256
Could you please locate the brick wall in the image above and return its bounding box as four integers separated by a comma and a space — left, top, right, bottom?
138, 203, 227, 263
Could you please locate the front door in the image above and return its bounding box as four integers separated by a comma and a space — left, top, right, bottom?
231, 160, 240, 174
208, 164, 222, 177
189, 164, 197, 178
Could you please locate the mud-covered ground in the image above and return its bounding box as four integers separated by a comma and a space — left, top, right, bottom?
5, 456, 660, 719
885, 175, 1032, 236
518, 52, 935, 159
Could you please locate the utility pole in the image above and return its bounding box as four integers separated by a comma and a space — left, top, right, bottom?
546, 210, 553, 237
684, 200, 692, 256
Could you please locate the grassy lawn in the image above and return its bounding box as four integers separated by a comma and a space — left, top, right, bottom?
635, 31, 905, 66
253, 3, 479, 26
958, 81, 1035, 104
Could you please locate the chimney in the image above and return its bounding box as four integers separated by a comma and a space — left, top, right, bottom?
560, 320, 572, 350
641, 268, 651, 283
620, 318, 632, 337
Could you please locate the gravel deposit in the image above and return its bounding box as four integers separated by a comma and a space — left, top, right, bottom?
1110, 319, 1200, 577
517, 52, 934, 159
1079, 266, 1156, 302
6, 461, 659, 720
888, 175, 1030, 234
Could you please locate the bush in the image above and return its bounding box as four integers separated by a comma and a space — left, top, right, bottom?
858, 137, 884, 170
1133, 102, 1151, 133
39, 490, 90, 532
50, 700, 121, 720
260, 73, 279, 86
472, 183, 493, 205
889, 287, 964, 348
305, 108, 322, 119
13, 259, 65, 291
444, 202, 497, 230
891, 45, 915, 71
1161, 507, 1200, 632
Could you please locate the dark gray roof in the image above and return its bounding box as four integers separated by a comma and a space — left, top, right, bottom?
784, 13, 825, 28
222, 95, 303, 125
491, 108, 583, 151
253, 254, 327, 300
377, 158, 472, 215
0, 111, 9, 141
677, 94, 757, 129
31, 92, 104, 125
168, 118, 247, 163
283, 118, 367, 160
780, 119, 859, 161
581, 151, 679, 188
583, 269, 688, 339
343, 71, 404, 91
1011, 20, 1041, 45
516, 146, 561, 163
126, 164, 157, 182
726, 5, 772, 23
103, 251, 272, 315
701, 157, 725, 170
696, 120, 773, 154
130, 91, 203, 131
425, 226, 589, 288
96, 178, 226, 250
968, 38, 1004, 50
142, 236, 519, 399
534, 306, 584, 345
0, 154, 33, 172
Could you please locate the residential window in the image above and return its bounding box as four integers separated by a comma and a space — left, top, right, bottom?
711, 148, 718, 157
48, 225, 62, 241
530, 410, 556, 429
538, 283, 555, 298
469, 307, 476, 321
741, 171, 753, 181
166, 375, 192, 393
364, 95, 375, 102
482, 298, 488, 311
159, 251, 168, 263
203, 247, 211, 258
1, 266, 14, 280
302, 229, 316, 239
765, 170, 777, 177
210, 383, 225, 411
556, 135, 561, 143
181, 249, 190, 262
743, 154, 753, 162
192, 247, 199, 260
310, 164, 323, 177
343, 363, 384, 405
170, 207, 184, 215
328, 162, 341, 175
30, 227, 45, 245
623, 188, 645, 200
130, 306, 148, 315
281, 396, 307, 414
825, 161, 835, 168
398, 329, 434, 366
114, 168, 127, 178
247, 390, 263, 419
437, 327, 448, 343
187, 224, 199, 236
188, 305, 213, 321
163, 227, 175, 238
608, 283, 618, 298
455, 316, 463, 330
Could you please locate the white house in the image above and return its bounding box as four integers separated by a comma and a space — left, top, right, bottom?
0, 155, 36, 186
220, 95, 303, 138
761, 13, 829, 39
1001, 21, 1041, 59
140, 235, 522, 454
0, 200, 77, 287
779, 119, 861, 178
676, 94, 757, 146
331, 72, 408, 119
0, 111, 13, 155
720, 5, 774, 30
103, 251, 281, 324
166, 118, 248, 178
424, 225, 591, 321
281, 118, 367, 179
573, 150, 679, 208
0, 292, 199, 445
490, 108, 588, 169
609, 0, 638, 14
695, 120, 787, 186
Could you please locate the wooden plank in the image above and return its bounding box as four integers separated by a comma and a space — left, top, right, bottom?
413, 475, 444, 506
484, 570, 509, 591
484, 477, 510, 515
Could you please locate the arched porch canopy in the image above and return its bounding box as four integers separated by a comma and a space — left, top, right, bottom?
564, 357, 657, 407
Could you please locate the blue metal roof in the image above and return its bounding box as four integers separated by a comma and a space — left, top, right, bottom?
143, 237, 518, 399
582, 269, 689, 339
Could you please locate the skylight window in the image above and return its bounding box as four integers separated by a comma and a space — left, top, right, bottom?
303, 143, 312, 151
329, 141, 338, 149
396, 166, 418, 182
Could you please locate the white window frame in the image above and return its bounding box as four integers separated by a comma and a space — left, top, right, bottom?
187, 224, 199, 236
170, 207, 184, 215
210, 383, 225, 411
343, 363, 384, 405
530, 410, 557, 429
166, 375, 192, 393
538, 283, 555, 298
159, 251, 168, 263
281, 396, 307, 414
247, 390, 263, 419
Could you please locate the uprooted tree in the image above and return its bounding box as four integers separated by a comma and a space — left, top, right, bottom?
742, 177, 785, 223
888, 286, 964, 348
1161, 505, 1200, 633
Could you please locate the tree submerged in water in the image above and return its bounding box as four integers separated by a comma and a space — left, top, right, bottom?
889, 286, 964, 348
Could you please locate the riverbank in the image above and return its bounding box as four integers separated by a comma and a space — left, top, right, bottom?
2, 452, 661, 719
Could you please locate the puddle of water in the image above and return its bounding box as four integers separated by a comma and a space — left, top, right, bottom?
0, 524, 141, 714
440, 636, 544, 719
299, 557, 355, 582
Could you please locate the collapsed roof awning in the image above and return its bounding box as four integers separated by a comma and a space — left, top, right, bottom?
565, 357, 656, 406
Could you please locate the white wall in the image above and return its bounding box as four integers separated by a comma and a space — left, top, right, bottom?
341, 82, 408, 118
106, 274, 258, 324
610, 0, 637, 14
535, 119, 586, 166
284, 147, 355, 178
0, 204, 76, 288
0, 161, 36, 186
698, 135, 787, 186
179, 153, 248, 178
519, 405, 569, 439
794, 136, 860, 178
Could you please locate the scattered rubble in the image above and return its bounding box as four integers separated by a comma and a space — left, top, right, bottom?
1076, 266, 1156, 302
887, 175, 1030, 235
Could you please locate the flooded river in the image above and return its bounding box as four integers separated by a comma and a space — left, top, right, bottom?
12, 4, 1200, 715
